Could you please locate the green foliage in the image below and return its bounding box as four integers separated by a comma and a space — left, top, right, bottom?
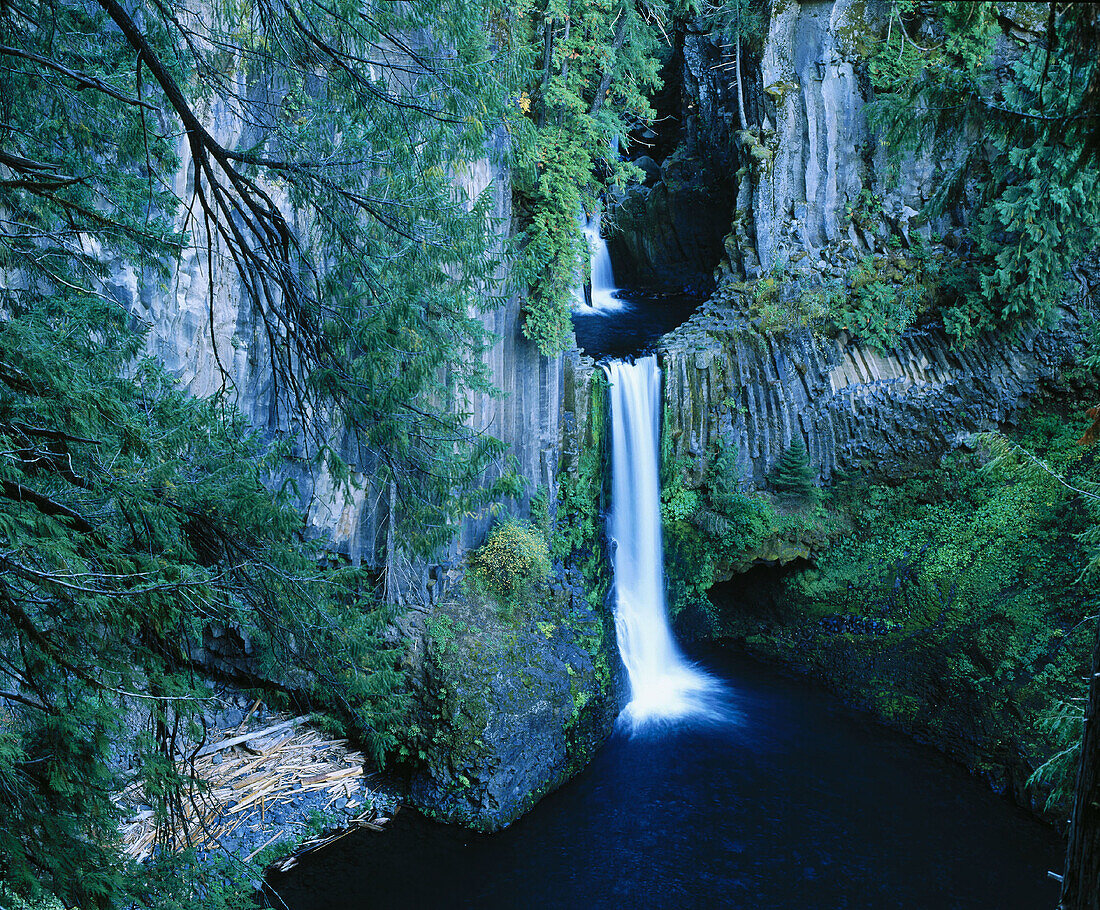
866, 1, 998, 99
769, 437, 819, 504
868, 3, 1100, 342
742, 250, 936, 350
695, 0, 766, 45
751, 272, 842, 335
1028, 699, 1085, 811
510, 0, 671, 353
529, 484, 552, 539
660, 442, 787, 630
0, 294, 410, 907
961, 135, 1100, 340
553, 374, 611, 609
1, 0, 527, 557
833, 256, 923, 351
467, 520, 551, 607
743, 409, 1100, 811
844, 188, 884, 233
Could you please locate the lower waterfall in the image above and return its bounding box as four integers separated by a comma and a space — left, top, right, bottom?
605, 355, 724, 727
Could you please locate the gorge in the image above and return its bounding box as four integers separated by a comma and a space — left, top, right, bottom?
2, 1, 1100, 908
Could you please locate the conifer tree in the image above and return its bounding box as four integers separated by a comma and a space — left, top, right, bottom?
769, 437, 817, 504
0, 0, 532, 904
868, 2, 1100, 342
0, 0, 528, 556
0, 293, 410, 907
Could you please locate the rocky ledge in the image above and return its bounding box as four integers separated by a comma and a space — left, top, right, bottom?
659, 289, 1081, 491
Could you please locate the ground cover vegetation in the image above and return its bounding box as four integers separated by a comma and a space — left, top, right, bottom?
465, 518, 551, 610
709, 404, 1099, 822
660, 437, 831, 636
867, 6, 1100, 903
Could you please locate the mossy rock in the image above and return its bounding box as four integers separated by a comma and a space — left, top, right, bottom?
404, 569, 621, 832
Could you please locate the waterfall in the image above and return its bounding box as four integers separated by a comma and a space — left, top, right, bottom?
605, 356, 723, 728
585, 213, 620, 311
573, 212, 622, 312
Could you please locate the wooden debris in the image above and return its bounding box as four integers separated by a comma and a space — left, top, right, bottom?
120, 714, 385, 863
193, 717, 303, 757
268, 806, 400, 873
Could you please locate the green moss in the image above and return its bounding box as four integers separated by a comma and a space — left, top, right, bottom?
552, 369, 619, 769
554, 370, 612, 611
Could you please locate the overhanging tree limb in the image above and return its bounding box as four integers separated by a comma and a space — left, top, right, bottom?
589, 8, 629, 117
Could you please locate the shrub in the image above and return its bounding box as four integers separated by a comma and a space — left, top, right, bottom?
834, 256, 920, 351
467, 520, 551, 606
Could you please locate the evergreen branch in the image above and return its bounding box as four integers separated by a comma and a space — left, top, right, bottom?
2, 422, 101, 446
981, 433, 1100, 502
0, 480, 97, 534
589, 6, 629, 117
0, 555, 232, 596
0, 690, 51, 711
0, 44, 157, 110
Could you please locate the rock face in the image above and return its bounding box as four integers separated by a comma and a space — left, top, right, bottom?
612, 0, 979, 287
124, 115, 560, 598
608, 152, 733, 293
752, 0, 872, 272
393, 345, 621, 832
658, 299, 1080, 489
404, 569, 620, 832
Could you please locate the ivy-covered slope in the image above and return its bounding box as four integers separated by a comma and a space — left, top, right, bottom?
705, 401, 1100, 823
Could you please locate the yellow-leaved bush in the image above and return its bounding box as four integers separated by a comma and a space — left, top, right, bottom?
466, 520, 551, 606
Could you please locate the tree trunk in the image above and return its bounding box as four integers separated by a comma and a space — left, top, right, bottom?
1059, 614, 1100, 910
735, 28, 748, 131
589, 8, 629, 117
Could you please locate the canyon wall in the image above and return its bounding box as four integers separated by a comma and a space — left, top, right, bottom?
660, 297, 1082, 490
116, 125, 561, 602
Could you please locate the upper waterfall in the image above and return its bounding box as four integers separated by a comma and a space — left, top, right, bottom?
605, 356, 725, 728
574, 212, 622, 312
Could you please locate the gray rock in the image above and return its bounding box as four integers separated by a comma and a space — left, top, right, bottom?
608, 152, 733, 291
405, 575, 622, 832
656, 302, 1080, 504
632, 155, 662, 185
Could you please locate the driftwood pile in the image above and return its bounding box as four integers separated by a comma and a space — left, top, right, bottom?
121, 711, 387, 864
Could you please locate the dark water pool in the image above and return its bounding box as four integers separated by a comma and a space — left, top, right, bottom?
266, 652, 1063, 910
572, 291, 703, 359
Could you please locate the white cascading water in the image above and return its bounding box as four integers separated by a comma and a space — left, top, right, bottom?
605, 356, 723, 728
572, 211, 622, 312
585, 212, 620, 311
